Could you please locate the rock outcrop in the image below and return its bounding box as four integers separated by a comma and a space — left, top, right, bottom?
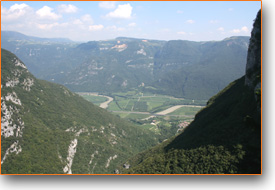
245, 9, 261, 123
245, 10, 261, 89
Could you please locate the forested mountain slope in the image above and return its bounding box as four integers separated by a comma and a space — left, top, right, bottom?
2, 31, 249, 100
1, 49, 159, 174
120, 10, 261, 174
153, 36, 249, 99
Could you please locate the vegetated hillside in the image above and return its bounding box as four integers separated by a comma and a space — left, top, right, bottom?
120, 10, 261, 174
153, 36, 249, 99
1, 31, 81, 81
62, 38, 165, 93
1, 49, 159, 174
2, 31, 248, 100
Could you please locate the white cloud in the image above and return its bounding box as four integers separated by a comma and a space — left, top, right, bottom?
10, 3, 29, 12
58, 4, 78, 13
177, 10, 183, 14
218, 27, 224, 32
89, 24, 104, 31
1, 3, 33, 22
1, 3, 98, 41
231, 26, 250, 34
36, 22, 59, 30
128, 22, 136, 27
36, 6, 61, 20
99, 1, 116, 9
71, 14, 93, 30
232, 29, 241, 33
228, 8, 234, 11
106, 25, 125, 32
81, 14, 93, 22
186, 19, 195, 24
177, 31, 186, 35
106, 3, 133, 19
241, 26, 249, 33
72, 19, 83, 25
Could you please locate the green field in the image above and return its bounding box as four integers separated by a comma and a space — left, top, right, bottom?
79, 91, 206, 116
79, 91, 206, 137
168, 106, 203, 116
77, 90, 207, 141
111, 91, 206, 112
114, 113, 150, 120
78, 93, 107, 106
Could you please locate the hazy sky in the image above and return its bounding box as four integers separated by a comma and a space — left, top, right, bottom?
1, 1, 261, 42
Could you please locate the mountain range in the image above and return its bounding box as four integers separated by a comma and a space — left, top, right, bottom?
2, 31, 249, 100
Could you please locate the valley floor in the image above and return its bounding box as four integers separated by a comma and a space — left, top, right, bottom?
78, 93, 114, 109
155, 105, 203, 115
78, 91, 205, 117
78, 91, 206, 137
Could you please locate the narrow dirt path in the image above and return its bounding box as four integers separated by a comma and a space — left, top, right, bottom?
156, 105, 203, 115
155, 105, 185, 115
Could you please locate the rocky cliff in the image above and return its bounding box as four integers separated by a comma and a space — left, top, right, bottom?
245, 9, 261, 123
245, 10, 261, 88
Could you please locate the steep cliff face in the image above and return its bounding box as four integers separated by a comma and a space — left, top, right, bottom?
245, 10, 261, 88
245, 10, 261, 123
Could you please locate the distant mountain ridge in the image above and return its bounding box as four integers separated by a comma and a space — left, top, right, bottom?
2, 31, 73, 43
153, 36, 249, 99
2, 31, 249, 100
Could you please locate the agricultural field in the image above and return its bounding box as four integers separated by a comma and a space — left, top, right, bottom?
79, 90, 206, 116
77, 93, 107, 106
110, 92, 206, 112
114, 113, 150, 120
79, 90, 206, 142
168, 106, 203, 116
79, 90, 207, 140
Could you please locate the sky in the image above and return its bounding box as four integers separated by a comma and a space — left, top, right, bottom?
1, 1, 261, 42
